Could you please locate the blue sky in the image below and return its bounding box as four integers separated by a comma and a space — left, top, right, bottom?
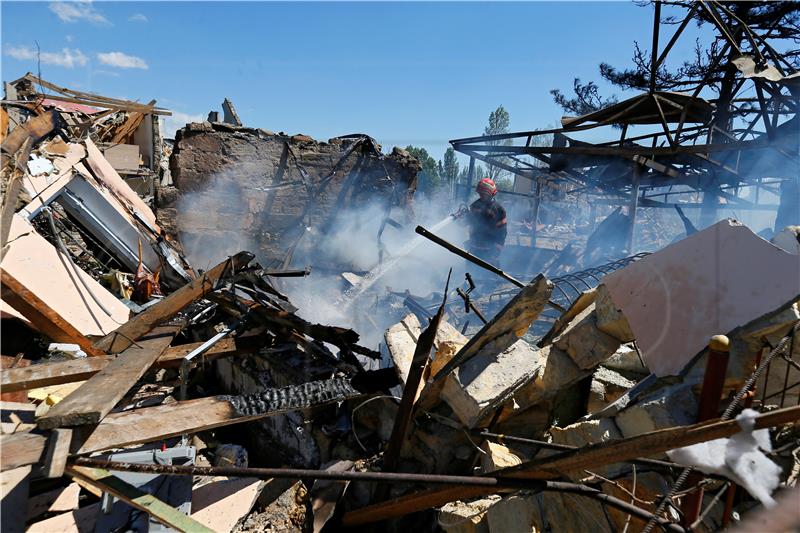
2, 1, 714, 163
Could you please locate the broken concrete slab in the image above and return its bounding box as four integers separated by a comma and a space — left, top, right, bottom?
550, 417, 627, 479
384, 313, 468, 401
485, 491, 614, 533
601, 220, 800, 376
615, 382, 698, 440
552, 303, 622, 370
442, 338, 542, 428
603, 344, 648, 376
433, 274, 553, 381
438, 496, 498, 533
771, 225, 800, 255
594, 283, 635, 342
481, 441, 523, 473
511, 345, 587, 412
588, 367, 637, 413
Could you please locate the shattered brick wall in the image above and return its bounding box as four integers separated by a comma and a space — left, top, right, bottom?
156, 122, 420, 268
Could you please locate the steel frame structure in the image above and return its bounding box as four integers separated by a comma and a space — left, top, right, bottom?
451, 1, 799, 230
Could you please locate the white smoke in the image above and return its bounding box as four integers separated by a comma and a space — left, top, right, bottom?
175, 161, 471, 349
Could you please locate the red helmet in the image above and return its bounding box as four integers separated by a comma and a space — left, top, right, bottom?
476, 177, 497, 197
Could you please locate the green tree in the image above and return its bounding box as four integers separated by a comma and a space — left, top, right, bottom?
550, 79, 618, 116
441, 147, 459, 186
483, 105, 512, 182
405, 145, 440, 195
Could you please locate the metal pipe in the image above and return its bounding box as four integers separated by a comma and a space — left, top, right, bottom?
475, 431, 689, 472
545, 481, 686, 533
415, 225, 524, 288
70, 458, 684, 532
262, 268, 311, 277
70, 458, 534, 489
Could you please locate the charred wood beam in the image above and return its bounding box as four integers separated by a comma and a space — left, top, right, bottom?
649, 1, 661, 94
70, 370, 398, 455
381, 273, 449, 479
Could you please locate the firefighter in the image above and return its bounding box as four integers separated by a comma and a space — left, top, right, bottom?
465, 177, 507, 265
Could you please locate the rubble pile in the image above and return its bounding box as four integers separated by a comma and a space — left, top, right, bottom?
1, 5, 800, 530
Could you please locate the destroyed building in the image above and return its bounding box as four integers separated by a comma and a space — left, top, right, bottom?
1, 2, 800, 533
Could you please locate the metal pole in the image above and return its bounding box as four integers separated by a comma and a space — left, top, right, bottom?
70, 458, 685, 532
681, 335, 730, 527
530, 177, 542, 248
416, 225, 524, 288
71, 457, 533, 488
415, 225, 567, 313
465, 156, 475, 203
628, 163, 641, 253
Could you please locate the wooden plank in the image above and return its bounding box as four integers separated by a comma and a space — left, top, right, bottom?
0, 170, 25, 261
0, 269, 105, 356
0, 336, 255, 393
1, 356, 112, 393
1, 465, 31, 532
341, 405, 800, 526
42, 428, 73, 478
0, 432, 47, 471
0, 106, 8, 144
93, 252, 253, 354
23, 75, 170, 115
27, 501, 99, 532
538, 287, 597, 347
0, 109, 58, 166
0, 357, 31, 402
65, 465, 215, 533
1, 400, 36, 427
75, 383, 361, 455
26, 482, 80, 522
382, 293, 446, 473
191, 477, 264, 531
37, 325, 181, 429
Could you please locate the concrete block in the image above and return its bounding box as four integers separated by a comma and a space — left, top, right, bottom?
553, 304, 622, 370
615, 383, 698, 440
512, 345, 588, 411
595, 283, 635, 342
550, 417, 627, 479
438, 497, 499, 533
485, 494, 539, 532
603, 344, 648, 375
441, 339, 542, 428
588, 367, 637, 413
480, 441, 522, 473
